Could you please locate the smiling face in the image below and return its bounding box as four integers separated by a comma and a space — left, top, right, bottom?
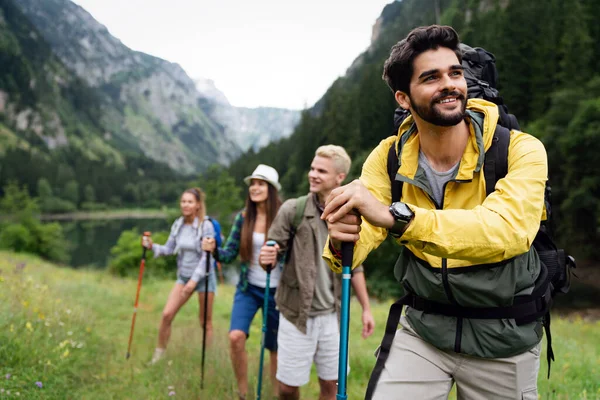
307, 155, 345, 197
248, 179, 269, 204
180, 192, 200, 217
396, 47, 467, 127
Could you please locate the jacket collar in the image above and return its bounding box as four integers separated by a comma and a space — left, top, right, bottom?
396, 99, 498, 181
304, 192, 320, 218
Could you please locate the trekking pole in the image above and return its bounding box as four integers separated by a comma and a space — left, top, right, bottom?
337, 242, 353, 399
201, 235, 213, 390
126, 231, 151, 360
257, 240, 276, 400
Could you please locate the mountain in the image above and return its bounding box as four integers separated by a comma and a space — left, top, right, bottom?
0, 0, 189, 209
14, 0, 299, 171
195, 78, 300, 152
14, 0, 240, 173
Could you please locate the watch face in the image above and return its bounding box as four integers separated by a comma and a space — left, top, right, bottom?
391, 202, 412, 221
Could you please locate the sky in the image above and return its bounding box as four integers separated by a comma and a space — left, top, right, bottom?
72, 0, 394, 110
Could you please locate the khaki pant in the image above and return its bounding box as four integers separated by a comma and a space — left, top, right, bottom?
371, 317, 540, 400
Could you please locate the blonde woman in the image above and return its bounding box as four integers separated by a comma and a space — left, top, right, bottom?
142, 187, 216, 364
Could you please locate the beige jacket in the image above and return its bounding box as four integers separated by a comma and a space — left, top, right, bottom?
269, 193, 363, 334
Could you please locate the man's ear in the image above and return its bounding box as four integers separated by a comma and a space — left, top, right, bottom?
395, 90, 411, 111
336, 173, 347, 186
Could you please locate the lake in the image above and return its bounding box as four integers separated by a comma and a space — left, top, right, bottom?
58, 218, 170, 268
55, 217, 240, 285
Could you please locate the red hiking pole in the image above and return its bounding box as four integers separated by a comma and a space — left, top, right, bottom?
126, 231, 151, 360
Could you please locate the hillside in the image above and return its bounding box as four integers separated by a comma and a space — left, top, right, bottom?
0, 0, 188, 209
16, 0, 300, 167
0, 0, 299, 209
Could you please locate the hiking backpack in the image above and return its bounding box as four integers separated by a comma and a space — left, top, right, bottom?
386, 42, 575, 302
366, 44, 576, 399
207, 217, 223, 248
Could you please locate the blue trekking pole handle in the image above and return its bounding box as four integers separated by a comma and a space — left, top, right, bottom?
337, 242, 353, 400
257, 240, 276, 400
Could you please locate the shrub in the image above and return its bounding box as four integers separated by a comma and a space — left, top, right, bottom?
0, 223, 34, 253
108, 228, 175, 278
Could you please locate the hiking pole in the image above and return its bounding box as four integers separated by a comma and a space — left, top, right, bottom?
337, 242, 353, 400
201, 235, 213, 390
257, 240, 276, 400
126, 231, 151, 360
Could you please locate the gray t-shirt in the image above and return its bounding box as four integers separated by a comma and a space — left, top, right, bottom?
178, 224, 201, 269
310, 207, 336, 316
152, 216, 215, 282
419, 150, 460, 206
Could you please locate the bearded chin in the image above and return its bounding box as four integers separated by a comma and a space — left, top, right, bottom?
412, 98, 467, 127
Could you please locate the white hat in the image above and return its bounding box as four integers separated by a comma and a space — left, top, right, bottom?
244, 164, 281, 191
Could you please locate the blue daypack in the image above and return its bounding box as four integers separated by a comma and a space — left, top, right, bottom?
207, 217, 223, 247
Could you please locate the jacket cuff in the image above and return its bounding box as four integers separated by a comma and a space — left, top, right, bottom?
322, 237, 343, 273
398, 205, 427, 248
152, 243, 162, 258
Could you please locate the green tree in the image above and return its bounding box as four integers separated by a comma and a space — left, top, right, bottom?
37, 177, 53, 199
123, 182, 140, 204
0, 182, 69, 262
63, 180, 79, 205
197, 166, 244, 232
557, 0, 593, 88
84, 184, 95, 203
556, 96, 600, 256
0, 182, 39, 220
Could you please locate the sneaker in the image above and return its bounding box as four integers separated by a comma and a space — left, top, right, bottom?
150, 348, 165, 365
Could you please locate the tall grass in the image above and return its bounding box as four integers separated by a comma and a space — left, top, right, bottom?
0, 251, 598, 399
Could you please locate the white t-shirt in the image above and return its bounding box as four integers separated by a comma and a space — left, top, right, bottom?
247, 232, 281, 288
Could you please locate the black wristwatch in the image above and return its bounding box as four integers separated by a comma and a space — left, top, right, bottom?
389, 202, 414, 237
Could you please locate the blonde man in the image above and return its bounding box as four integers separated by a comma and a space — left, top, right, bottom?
259, 145, 375, 400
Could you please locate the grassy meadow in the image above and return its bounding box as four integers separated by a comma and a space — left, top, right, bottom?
0, 251, 599, 399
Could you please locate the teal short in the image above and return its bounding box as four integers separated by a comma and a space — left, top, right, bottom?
176, 272, 217, 293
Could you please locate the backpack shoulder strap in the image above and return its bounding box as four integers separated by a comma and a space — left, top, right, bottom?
207, 216, 222, 243
387, 140, 403, 203
292, 195, 309, 231
285, 195, 309, 263
484, 125, 511, 197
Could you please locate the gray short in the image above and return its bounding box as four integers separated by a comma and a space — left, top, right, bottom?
176, 272, 217, 293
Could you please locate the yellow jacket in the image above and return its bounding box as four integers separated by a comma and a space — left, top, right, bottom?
322, 99, 548, 358
324, 98, 547, 272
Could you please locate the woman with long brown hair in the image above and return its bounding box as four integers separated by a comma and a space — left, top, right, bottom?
141, 187, 217, 364
203, 164, 282, 400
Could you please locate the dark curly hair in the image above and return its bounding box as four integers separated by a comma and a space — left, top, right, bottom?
383, 25, 462, 94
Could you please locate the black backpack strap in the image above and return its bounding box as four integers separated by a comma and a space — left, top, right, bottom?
484, 125, 511, 197
387, 141, 403, 203
365, 294, 411, 400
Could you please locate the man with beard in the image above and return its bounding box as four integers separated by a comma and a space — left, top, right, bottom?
321, 25, 547, 399
259, 145, 375, 400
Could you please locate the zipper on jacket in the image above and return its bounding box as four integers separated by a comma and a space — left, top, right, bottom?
440, 179, 468, 353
